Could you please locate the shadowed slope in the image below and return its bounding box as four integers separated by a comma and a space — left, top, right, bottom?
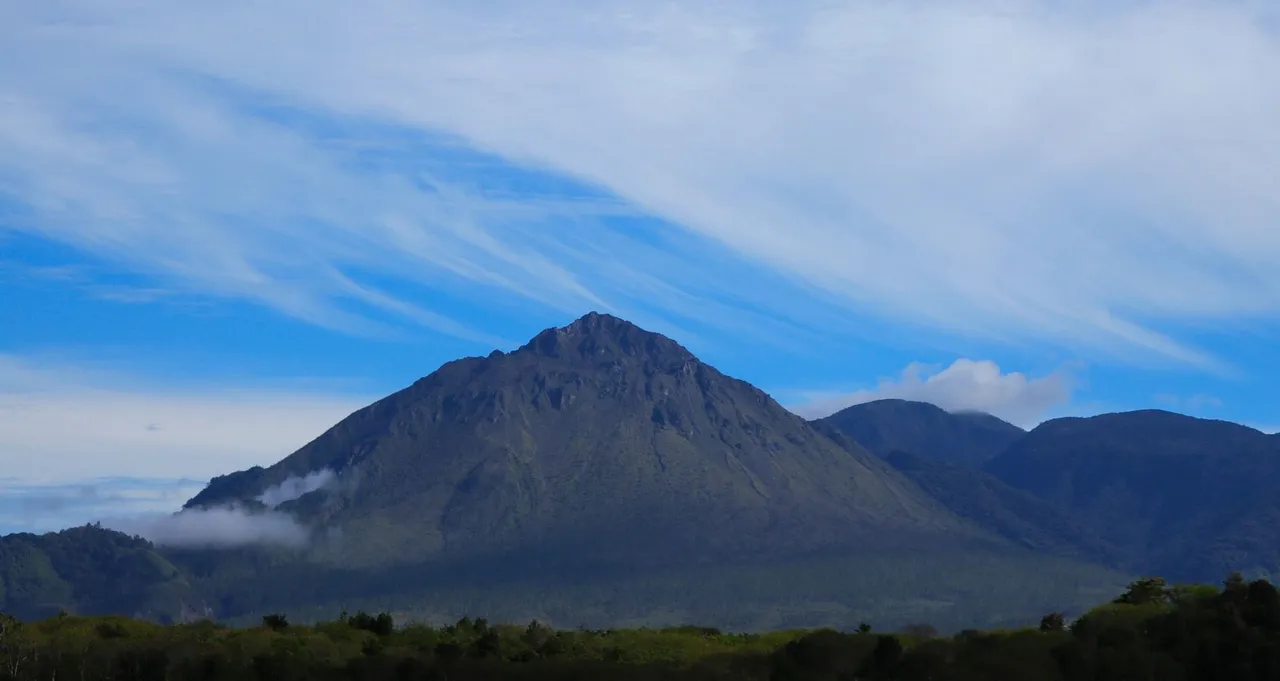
986, 410, 1280, 580
882, 450, 1121, 565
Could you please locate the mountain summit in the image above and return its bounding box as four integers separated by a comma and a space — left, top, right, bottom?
816, 399, 1025, 469
187, 313, 977, 573
518, 311, 693, 362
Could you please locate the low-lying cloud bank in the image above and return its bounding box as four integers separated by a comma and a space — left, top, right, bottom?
793, 359, 1073, 428
103, 468, 343, 548
107, 504, 311, 548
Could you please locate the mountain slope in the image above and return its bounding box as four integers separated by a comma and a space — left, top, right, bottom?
985, 410, 1280, 580
815, 399, 1024, 468
0, 526, 207, 622
881, 450, 1121, 565
187, 313, 985, 573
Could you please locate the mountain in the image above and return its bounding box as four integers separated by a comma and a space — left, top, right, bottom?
186, 313, 980, 573
158, 313, 1127, 630
815, 399, 1024, 469
0, 314, 1137, 630
0, 526, 207, 622
984, 410, 1280, 581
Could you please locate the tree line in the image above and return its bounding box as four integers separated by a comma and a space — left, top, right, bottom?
3, 573, 1280, 680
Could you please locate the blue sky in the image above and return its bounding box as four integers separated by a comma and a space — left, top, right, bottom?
2, 0, 1280, 535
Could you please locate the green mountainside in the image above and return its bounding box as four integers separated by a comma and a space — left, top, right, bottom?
0, 526, 207, 622
204, 550, 1126, 633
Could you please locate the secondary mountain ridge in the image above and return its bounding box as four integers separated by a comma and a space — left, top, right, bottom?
984, 409, 1280, 580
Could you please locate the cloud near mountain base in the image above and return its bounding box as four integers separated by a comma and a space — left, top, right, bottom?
102, 468, 343, 548
105, 505, 311, 549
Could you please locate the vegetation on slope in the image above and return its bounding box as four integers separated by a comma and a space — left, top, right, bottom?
193, 550, 1128, 634
3, 525, 1128, 634
0, 526, 205, 622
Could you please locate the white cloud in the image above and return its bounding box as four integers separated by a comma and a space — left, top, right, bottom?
3, 1, 1280, 365
0, 354, 369, 482
0, 465, 347, 543
101, 467, 348, 547
794, 359, 1073, 427
104, 505, 310, 548
0, 4, 807, 350
256, 468, 337, 508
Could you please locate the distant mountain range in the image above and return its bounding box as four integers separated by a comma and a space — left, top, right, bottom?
3, 313, 1278, 631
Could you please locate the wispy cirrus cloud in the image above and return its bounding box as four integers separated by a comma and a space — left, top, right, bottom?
2, 1, 1279, 366
0, 13, 815, 350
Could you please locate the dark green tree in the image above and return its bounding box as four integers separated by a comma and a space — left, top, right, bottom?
0, 613, 32, 680
1115, 576, 1170, 606
1040, 612, 1066, 632
901, 623, 939, 640
857, 635, 903, 680
1245, 578, 1280, 630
